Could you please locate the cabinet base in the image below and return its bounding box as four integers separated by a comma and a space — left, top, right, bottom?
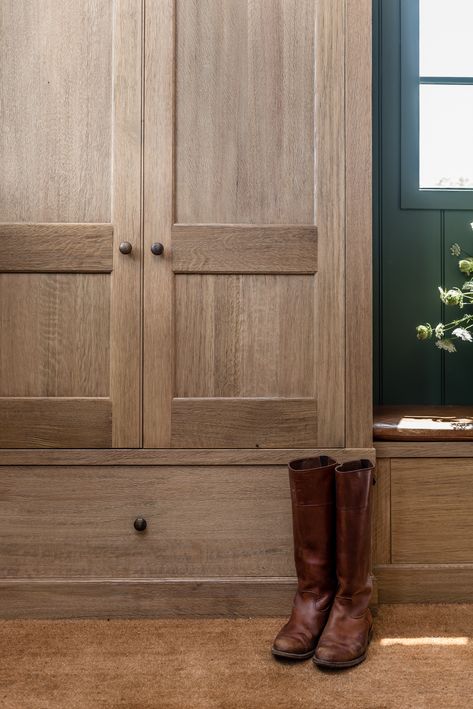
0, 578, 296, 619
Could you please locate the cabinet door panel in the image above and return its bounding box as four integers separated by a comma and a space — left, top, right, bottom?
0, 1, 142, 447
144, 0, 345, 448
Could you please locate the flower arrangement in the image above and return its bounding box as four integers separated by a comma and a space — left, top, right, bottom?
416, 223, 473, 353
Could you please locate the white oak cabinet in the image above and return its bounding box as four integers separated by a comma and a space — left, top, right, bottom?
0, 0, 372, 617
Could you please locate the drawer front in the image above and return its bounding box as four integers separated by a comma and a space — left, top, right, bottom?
391, 458, 473, 563
0, 466, 293, 578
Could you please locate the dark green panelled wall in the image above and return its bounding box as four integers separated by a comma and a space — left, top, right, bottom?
374, 0, 473, 405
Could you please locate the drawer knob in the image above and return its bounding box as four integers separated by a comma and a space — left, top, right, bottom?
119, 241, 133, 255
151, 242, 164, 256
133, 517, 147, 532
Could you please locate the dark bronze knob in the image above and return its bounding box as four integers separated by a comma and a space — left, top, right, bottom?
119, 241, 133, 255
151, 242, 164, 256
133, 517, 147, 532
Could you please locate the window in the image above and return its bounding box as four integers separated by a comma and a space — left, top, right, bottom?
401, 0, 473, 208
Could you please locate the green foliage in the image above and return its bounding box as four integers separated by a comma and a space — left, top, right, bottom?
417, 224, 473, 353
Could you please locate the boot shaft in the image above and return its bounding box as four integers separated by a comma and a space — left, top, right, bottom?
288, 456, 337, 597
334, 459, 375, 602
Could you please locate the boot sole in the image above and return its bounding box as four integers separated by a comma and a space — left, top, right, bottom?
271, 647, 315, 660
312, 628, 373, 669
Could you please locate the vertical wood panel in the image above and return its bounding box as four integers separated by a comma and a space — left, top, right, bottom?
143, 0, 174, 447
239, 275, 315, 397
175, 0, 247, 223
246, 0, 315, 223
174, 275, 315, 398
373, 458, 391, 565
0, 0, 113, 222
315, 0, 345, 445
345, 0, 373, 447
110, 0, 143, 447
175, 0, 315, 224
0, 275, 110, 397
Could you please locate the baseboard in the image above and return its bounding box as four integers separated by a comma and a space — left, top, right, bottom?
0, 577, 299, 619
0, 576, 380, 619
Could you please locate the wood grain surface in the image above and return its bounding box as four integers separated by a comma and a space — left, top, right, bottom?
0, 398, 112, 448
0, 465, 293, 577
174, 0, 315, 224
0, 0, 113, 222
0, 578, 297, 619
0, 447, 375, 466
345, 0, 373, 448
0, 274, 110, 397
171, 398, 317, 448
174, 274, 315, 398
171, 225, 317, 274
315, 0, 346, 446
391, 458, 473, 564
0, 224, 113, 272
143, 0, 335, 449
110, 0, 143, 447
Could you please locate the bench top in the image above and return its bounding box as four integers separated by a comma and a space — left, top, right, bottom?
374, 406, 473, 442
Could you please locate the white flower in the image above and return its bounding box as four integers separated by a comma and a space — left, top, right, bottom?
451, 243, 461, 257
434, 323, 445, 339
452, 327, 473, 342
439, 286, 464, 306
436, 338, 457, 353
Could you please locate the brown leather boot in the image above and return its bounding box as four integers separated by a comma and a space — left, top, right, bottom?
313, 459, 375, 669
272, 456, 337, 660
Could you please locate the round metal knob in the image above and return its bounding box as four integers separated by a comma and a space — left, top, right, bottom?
151, 242, 164, 256
119, 241, 133, 255
133, 517, 147, 532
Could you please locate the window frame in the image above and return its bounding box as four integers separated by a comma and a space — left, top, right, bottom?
401, 0, 473, 209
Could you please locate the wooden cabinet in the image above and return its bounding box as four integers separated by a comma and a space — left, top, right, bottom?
0, 1, 372, 617
0, 0, 371, 452
0, 0, 141, 448
374, 451, 473, 603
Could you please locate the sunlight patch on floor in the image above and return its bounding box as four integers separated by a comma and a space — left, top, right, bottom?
380, 637, 469, 646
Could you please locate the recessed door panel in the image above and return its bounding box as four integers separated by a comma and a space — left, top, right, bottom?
175, 0, 315, 224
174, 274, 315, 398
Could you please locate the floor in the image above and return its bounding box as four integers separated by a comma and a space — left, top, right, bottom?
1, 604, 472, 709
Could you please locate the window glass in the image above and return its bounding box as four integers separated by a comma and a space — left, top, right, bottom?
419, 84, 473, 189
420, 0, 473, 77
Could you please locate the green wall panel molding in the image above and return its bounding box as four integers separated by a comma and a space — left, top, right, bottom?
373, 0, 473, 405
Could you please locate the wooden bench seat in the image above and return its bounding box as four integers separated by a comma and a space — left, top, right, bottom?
374, 405, 473, 441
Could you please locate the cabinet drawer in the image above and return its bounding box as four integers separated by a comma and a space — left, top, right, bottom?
0, 466, 293, 578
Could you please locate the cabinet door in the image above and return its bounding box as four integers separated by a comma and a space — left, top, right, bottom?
144, 0, 345, 448
0, 1, 142, 448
